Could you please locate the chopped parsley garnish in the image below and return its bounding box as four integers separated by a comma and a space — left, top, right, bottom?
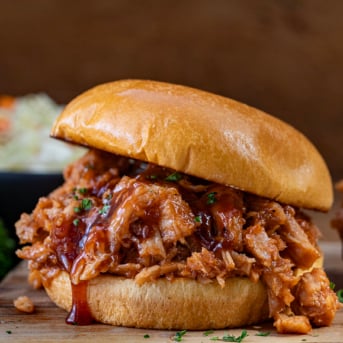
73, 219, 80, 226
330, 281, 336, 290
207, 192, 217, 205
72, 187, 88, 200
165, 172, 183, 182
78, 187, 88, 194
6, 330, 12, 334
74, 206, 81, 213
195, 215, 202, 223
210, 330, 248, 342
173, 329, 187, 341
203, 329, 214, 336
74, 198, 93, 213
81, 198, 92, 211
143, 334, 150, 339
99, 204, 111, 215
255, 331, 270, 336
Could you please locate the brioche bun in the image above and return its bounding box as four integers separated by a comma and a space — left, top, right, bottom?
51, 79, 333, 211
46, 271, 269, 329
44, 257, 323, 329
46, 79, 331, 330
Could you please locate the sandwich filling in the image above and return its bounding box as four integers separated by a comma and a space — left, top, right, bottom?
16, 149, 339, 333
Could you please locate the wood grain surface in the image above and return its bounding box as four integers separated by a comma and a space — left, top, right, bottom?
1, 245, 342, 343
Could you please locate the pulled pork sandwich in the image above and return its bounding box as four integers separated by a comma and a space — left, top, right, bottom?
16, 80, 340, 334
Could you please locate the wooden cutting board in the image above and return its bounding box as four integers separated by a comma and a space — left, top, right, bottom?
1, 243, 342, 343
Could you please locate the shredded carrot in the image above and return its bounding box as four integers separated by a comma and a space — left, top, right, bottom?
0, 95, 15, 108
0, 117, 11, 133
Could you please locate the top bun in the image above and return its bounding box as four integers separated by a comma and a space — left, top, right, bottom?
51, 79, 333, 211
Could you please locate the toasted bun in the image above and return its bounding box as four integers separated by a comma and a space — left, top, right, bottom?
51, 79, 333, 211
44, 257, 323, 329
45, 271, 269, 329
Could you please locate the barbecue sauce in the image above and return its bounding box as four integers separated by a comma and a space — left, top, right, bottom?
66, 281, 94, 325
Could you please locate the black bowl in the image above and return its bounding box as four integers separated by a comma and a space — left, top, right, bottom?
0, 172, 64, 236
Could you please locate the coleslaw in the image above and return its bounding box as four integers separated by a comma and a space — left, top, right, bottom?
0, 93, 85, 172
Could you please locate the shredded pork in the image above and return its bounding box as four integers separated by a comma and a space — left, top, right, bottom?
16, 149, 340, 334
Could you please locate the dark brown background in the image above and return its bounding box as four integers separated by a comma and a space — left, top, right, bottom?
1, 1, 342, 180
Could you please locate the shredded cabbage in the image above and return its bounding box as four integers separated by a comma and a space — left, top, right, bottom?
0, 94, 85, 172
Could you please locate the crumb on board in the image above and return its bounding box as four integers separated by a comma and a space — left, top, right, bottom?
13, 296, 35, 313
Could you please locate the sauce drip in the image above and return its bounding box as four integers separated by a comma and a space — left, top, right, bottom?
66, 281, 94, 325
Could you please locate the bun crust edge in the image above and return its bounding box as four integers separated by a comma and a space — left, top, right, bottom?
44, 271, 269, 330
44, 256, 324, 329
51, 79, 333, 211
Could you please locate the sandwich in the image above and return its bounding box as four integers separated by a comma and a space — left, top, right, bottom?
16, 79, 340, 334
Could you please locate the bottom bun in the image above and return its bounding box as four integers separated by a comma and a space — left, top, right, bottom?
45, 271, 269, 330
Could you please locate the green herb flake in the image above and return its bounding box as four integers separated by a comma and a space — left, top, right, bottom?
337, 289, 343, 303
99, 204, 111, 215
195, 215, 202, 223
78, 187, 88, 194
165, 172, 182, 182
73, 206, 81, 213
143, 334, 150, 339
330, 281, 336, 290
255, 331, 270, 337
203, 329, 214, 336
73, 219, 79, 226
213, 330, 248, 342
81, 198, 92, 211
207, 192, 217, 205
173, 329, 187, 341
6, 330, 12, 334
